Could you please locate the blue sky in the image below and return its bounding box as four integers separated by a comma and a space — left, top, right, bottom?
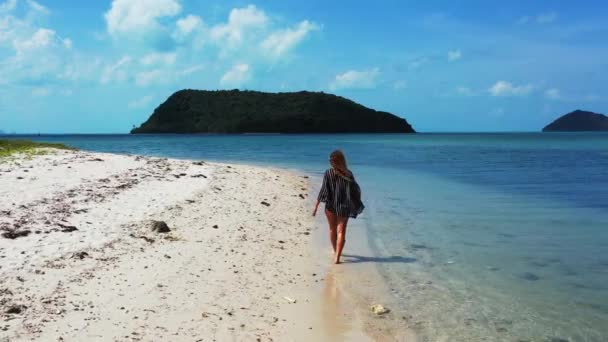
0, 0, 607, 133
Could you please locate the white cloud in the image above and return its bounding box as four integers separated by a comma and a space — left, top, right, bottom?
128, 95, 153, 108
100, 56, 132, 83
31, 87, 51, 97
517, 16, 530, 24
210, 5, 268, 48
220, 63, 250, 87
104, 0, 181, 37
456, 86, 475, 96
544, 88, 560, 100
180, 64, 204, 75
27, 0, 49, 15
140, 52, 176, 66
408, 57, 429, 70
135, 69, 165, 86
537, 12, 558, 24
489, 81, 534, 96
0, 0, 17, 12
62, 38, 72, 49
447, 49, 462, 62
260, 20, 319, 58
393, 80, 407, 90
175, 14, 202, 36
329, 68, 380, 90
13, 28, 57, 56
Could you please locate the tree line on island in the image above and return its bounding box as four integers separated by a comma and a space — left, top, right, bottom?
131, 89, 415, 134
130, 89, 607, 134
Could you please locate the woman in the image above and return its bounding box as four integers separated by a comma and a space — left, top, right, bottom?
313, 150, 364, 264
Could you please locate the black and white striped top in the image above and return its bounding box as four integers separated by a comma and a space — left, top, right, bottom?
317, 168, 364, 218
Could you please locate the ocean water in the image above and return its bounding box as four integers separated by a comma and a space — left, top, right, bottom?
8, 133, 608, 341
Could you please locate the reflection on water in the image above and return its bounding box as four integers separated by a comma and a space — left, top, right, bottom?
321, 271, 352, 340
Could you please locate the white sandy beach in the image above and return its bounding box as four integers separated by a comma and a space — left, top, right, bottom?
0, 148, 412, 342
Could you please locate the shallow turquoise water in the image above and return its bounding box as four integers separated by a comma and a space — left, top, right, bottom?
9, 133, 608, 341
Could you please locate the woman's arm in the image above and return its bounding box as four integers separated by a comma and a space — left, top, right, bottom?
313, 170, 331, 216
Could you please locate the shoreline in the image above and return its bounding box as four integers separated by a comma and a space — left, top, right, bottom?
0, 148, 407, 341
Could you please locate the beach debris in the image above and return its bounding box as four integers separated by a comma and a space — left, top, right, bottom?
283, 296, 297, 304
129, 233, 155, 243
212, 225, 219, 229
5, 305, 26, 315
71, 251, 89, 260
57, 223, 78, 233
193, 161, 205, 166
150, 221, 171, 233
520, 272, 540, 281
90, 158, 104, 162
370, 304, 390, 315
298, 194, 306, 199
1, 229, 31, 239
261, 201, 271, 206
191, 174, 207, 178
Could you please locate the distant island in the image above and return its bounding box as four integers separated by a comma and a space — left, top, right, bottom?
543, 110, 608, 132
131, 90, 415, 134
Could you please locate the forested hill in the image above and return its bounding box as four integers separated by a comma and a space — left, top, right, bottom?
131, 90, 415, 134
542, 110, 608, 132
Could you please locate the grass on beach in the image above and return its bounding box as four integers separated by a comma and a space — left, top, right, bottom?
0, 139, 74, 159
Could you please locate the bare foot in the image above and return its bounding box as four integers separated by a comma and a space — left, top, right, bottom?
333, 256, 341, 264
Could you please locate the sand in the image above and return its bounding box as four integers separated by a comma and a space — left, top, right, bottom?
0, 148, 412, 341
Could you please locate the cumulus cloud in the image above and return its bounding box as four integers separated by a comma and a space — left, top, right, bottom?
175, 14, 203, 36
329, 68, 380, 90
210, 5, 268, 48
260, 20, 319, 58
489, 81, 534, 96
544, 88, 560, 100
537, 12, 558, 24
447, 49, 461, 62
140, 52, 176, 66
104, 0, 181, 37
13, 28, 58, 56
220, 63, 251, 87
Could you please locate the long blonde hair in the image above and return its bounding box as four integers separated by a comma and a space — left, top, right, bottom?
329, 150, 352, 180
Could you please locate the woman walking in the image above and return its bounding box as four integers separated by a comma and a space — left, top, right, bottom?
313, 150, 364, 264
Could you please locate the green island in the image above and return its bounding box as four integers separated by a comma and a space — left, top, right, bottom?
131, 89, 415, 134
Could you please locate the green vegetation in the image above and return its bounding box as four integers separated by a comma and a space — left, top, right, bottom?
0, 140, 73, 159
131, 89, 415, 134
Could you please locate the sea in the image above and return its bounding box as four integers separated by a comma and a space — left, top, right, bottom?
6, 133, 608, 341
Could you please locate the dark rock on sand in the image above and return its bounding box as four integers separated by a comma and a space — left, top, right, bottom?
1, 230, 31, 239
58, 224, 78, 233
151, 221, 171, 233
5, 305, 26, 314
261, 201, 271, 206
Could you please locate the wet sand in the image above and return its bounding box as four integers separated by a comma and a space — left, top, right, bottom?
0, 148, 414, 341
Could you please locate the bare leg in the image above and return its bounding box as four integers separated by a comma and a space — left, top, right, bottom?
334, 217, 348, 264
325, 209, 338, 253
